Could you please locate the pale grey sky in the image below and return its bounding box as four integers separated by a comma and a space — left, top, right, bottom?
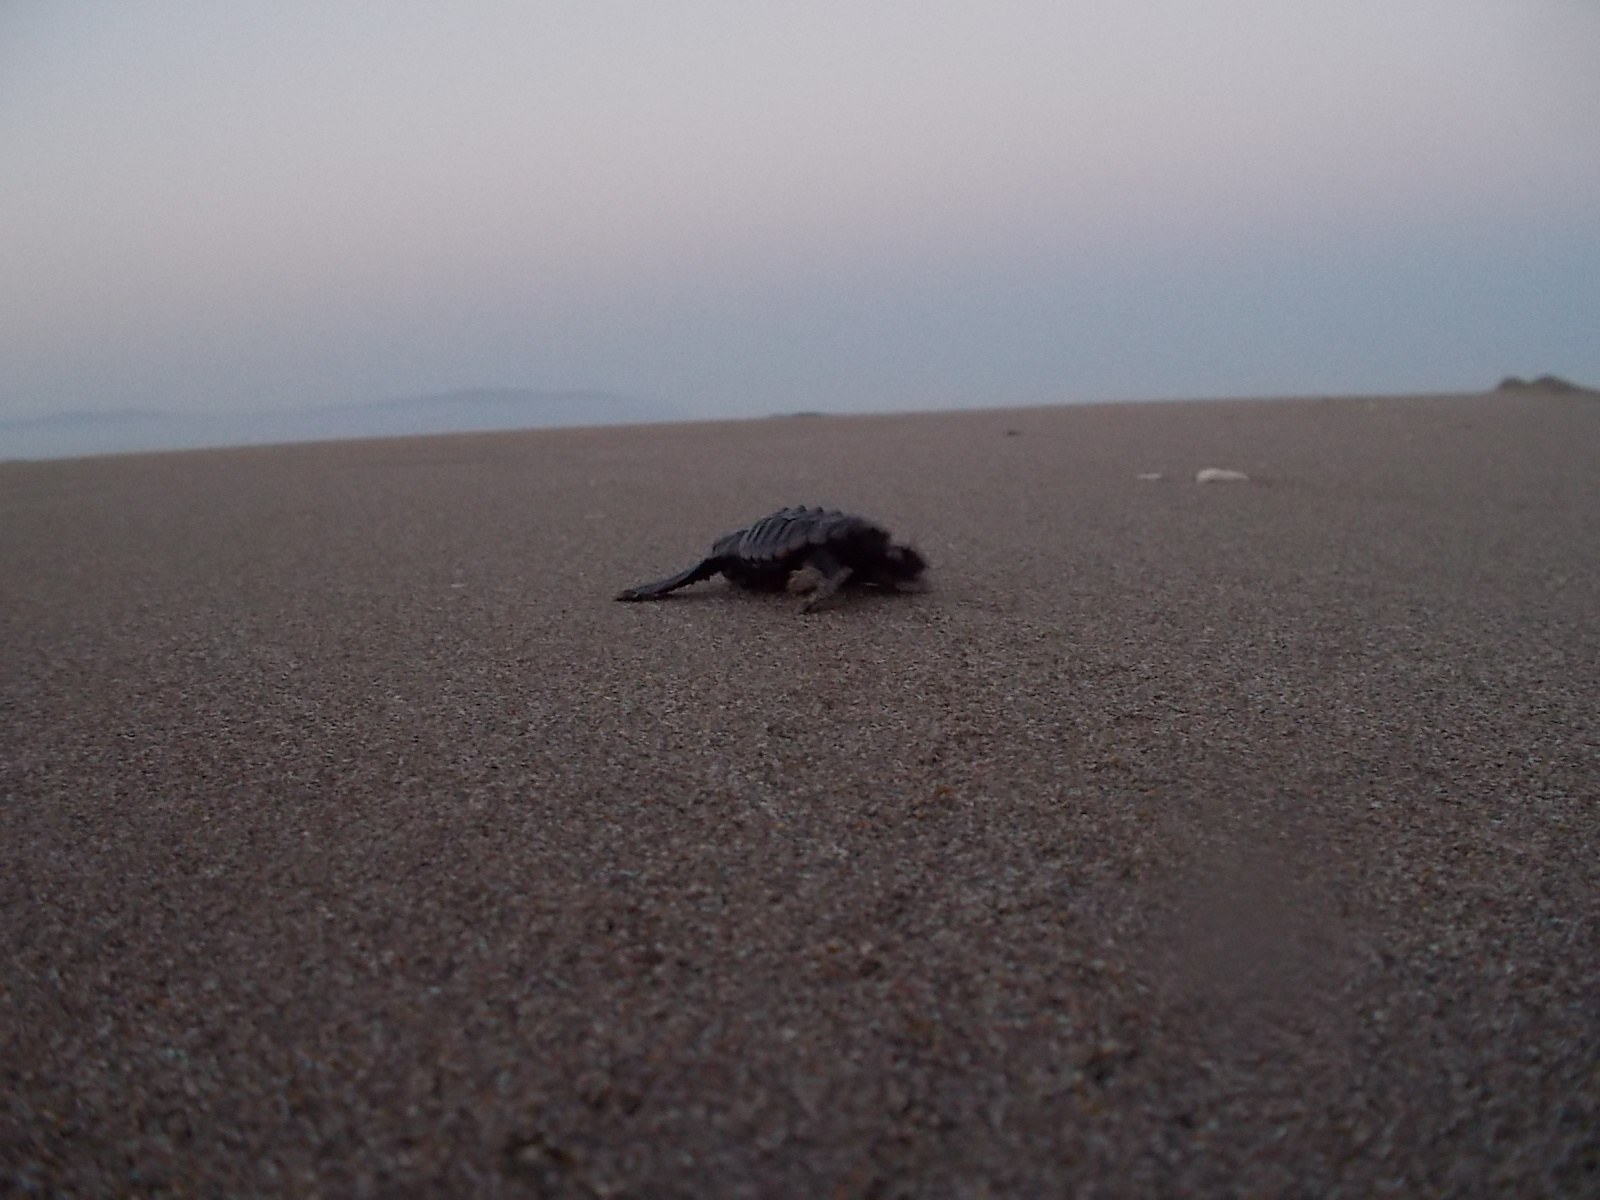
3, 1, 1597, 421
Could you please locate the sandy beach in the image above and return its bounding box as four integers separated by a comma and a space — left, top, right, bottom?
3, 389, 1596, 1197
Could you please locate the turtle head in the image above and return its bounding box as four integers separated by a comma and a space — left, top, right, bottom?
881, 540, 928, 586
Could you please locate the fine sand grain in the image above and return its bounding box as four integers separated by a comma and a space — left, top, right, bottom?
3, 391, 1597, 1197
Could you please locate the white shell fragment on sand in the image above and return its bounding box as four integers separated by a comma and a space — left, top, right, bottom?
1196, 468, 1250, 484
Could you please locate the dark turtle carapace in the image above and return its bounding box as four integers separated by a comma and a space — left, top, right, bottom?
615, 505, 928, 612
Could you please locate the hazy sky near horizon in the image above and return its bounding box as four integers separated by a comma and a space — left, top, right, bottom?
4, 1, 1597, 421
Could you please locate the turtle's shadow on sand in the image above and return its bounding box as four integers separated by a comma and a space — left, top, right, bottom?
612, 583, 930, 613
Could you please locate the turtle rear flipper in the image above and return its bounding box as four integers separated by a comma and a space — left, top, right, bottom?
615, 556, 723, 601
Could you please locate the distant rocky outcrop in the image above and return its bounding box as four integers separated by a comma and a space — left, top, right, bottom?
1495, 374, 1594, 395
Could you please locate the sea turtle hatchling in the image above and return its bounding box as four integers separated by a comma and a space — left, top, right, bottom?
615, 505, 928, 612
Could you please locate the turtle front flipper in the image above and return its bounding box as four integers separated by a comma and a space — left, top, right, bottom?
793, 548, 854, 613
615, 557, 722, 601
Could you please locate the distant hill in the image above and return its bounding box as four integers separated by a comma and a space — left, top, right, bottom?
0, 389, 687, 461
1494, 374, 1595, 396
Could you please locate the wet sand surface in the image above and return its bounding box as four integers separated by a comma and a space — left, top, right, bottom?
3, 391, 1597, 1197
